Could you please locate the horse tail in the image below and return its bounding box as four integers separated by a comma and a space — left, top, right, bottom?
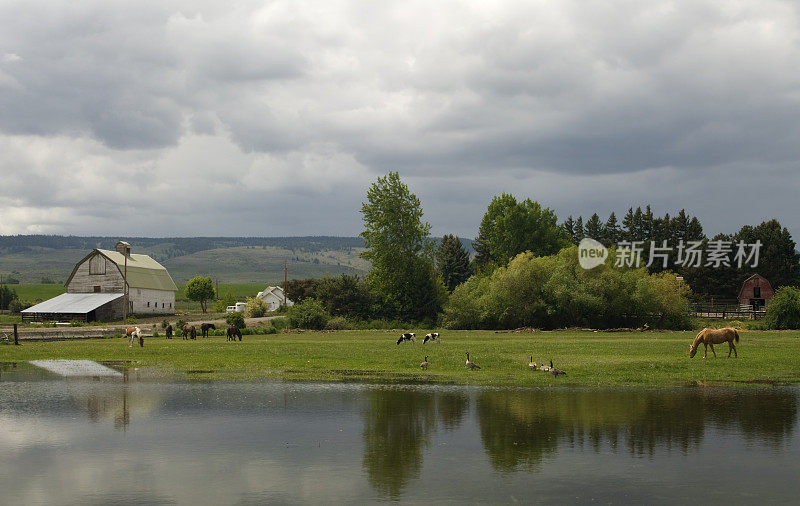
734, 329, 740, 343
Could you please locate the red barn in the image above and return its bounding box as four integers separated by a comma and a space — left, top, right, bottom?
738, 274, 774, 309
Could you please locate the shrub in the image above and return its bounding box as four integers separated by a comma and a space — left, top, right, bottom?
8, 299, 23, 314
271, 317, 289, 332
325, 316, 351, 330
226, 311, 246, 329
126, 316, 137, 324
214, 293, 237, 313
287, 298, 330, 330
245, 296, 269, 318
176, 319, 187, 332
763, 286, 800, 329
241, 325, 277, 335
442, 246, 692, 330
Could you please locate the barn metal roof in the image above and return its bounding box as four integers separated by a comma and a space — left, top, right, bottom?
65, 249, 178, 292
98, 249, 178, 291
22, 292, 124, 314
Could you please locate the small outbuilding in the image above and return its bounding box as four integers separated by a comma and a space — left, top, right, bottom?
256, 285, 294, 312
23, 241, 178, 321
738, 273, 774, 310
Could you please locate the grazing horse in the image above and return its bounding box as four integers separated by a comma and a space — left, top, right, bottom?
165, 324, 173, 339
200, 323, 216, 338
227, 326, 242, 342
423, 332, 439, 344
396, 332, 416, 345
182, 325, 196, 340
125, 326, 143, 348
690, 327, 740, 358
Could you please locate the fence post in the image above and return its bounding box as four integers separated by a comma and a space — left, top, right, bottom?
13, 323, 19, 345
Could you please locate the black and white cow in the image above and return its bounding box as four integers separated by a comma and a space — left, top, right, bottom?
423, 332, 440, 344
396, 332, 416, 345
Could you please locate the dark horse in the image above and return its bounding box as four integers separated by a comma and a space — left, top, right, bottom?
165, 324, 173, 339
227, 326, 242, 342
182, 325, 196, 340
201, 323, 216, 338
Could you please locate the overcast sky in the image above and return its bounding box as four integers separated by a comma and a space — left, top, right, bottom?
1, 0, 799, 240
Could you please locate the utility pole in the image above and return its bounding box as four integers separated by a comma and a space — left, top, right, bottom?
122, 249, 129, 322
283, 260, 287, 305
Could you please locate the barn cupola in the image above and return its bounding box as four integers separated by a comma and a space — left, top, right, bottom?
115, 241, 131, 257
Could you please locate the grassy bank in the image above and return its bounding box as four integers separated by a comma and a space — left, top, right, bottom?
3, 330, 799, 386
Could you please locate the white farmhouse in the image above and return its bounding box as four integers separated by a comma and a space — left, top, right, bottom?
23, 241, 178, 322
256, 285, 294, 312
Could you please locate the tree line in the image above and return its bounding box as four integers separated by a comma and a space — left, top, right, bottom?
563, 207, 800, 298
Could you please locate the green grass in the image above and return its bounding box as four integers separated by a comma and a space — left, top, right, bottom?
175, 283, 265, 301
3, 330, 799, 386
11, 283, 66, 302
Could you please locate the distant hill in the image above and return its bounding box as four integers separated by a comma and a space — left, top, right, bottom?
0, 235, 475, 284
0, 236, 369, 284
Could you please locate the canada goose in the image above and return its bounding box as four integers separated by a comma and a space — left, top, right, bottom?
540, 360, 551, 372
420, 356, 429, 369
528, 356, 538, 370
465, 352, 481, 370
549, 359, 566, 377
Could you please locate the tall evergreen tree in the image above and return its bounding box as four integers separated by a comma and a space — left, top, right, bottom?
574, 216, 585, 242
436, 235, 472, 291
621, 208, 635, 242
584, 213, 603, 240
602, 212, 621, 246
562, 216, 577, 245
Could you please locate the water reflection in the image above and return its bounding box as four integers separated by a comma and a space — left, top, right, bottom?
0, 368, 797, 504
361, 389, 436, 498
476, 389, 798, 472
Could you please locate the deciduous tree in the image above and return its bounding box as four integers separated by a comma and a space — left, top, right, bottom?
360, 172, 445, 320
185, 276, 215, 313
473, 193, 568, 271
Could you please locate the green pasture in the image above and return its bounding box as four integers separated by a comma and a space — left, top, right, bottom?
3, 330, 799, 387
11, 283, 66, 302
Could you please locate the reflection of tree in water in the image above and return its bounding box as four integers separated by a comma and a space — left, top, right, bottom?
436, 392, 469, 431
362, 389, 436, 499
477, 391, 562, 472
477, 389, 799, 471
362, 389, 469, 499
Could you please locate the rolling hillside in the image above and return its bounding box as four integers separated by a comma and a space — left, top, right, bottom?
0, 236, 369, 284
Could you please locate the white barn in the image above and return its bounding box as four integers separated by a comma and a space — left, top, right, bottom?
256, 285, 294, 312
23, 241, 177, 321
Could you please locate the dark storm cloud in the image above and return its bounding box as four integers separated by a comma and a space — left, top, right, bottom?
0, 0, 799, 237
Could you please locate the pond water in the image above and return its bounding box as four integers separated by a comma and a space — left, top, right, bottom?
1, 363, 799, 504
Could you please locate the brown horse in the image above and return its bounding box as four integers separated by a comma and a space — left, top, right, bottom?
227, 326, 242, 342
182, 325, 196, 340
690, 327, 740, 358
125, 326, 143, 347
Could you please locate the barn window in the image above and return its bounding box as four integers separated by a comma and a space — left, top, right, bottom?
754, 286, 761, 298
94, 286, 101, 293
162, 303, 165, 308
147, 302, 150, 307
89, 255, 106, 275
